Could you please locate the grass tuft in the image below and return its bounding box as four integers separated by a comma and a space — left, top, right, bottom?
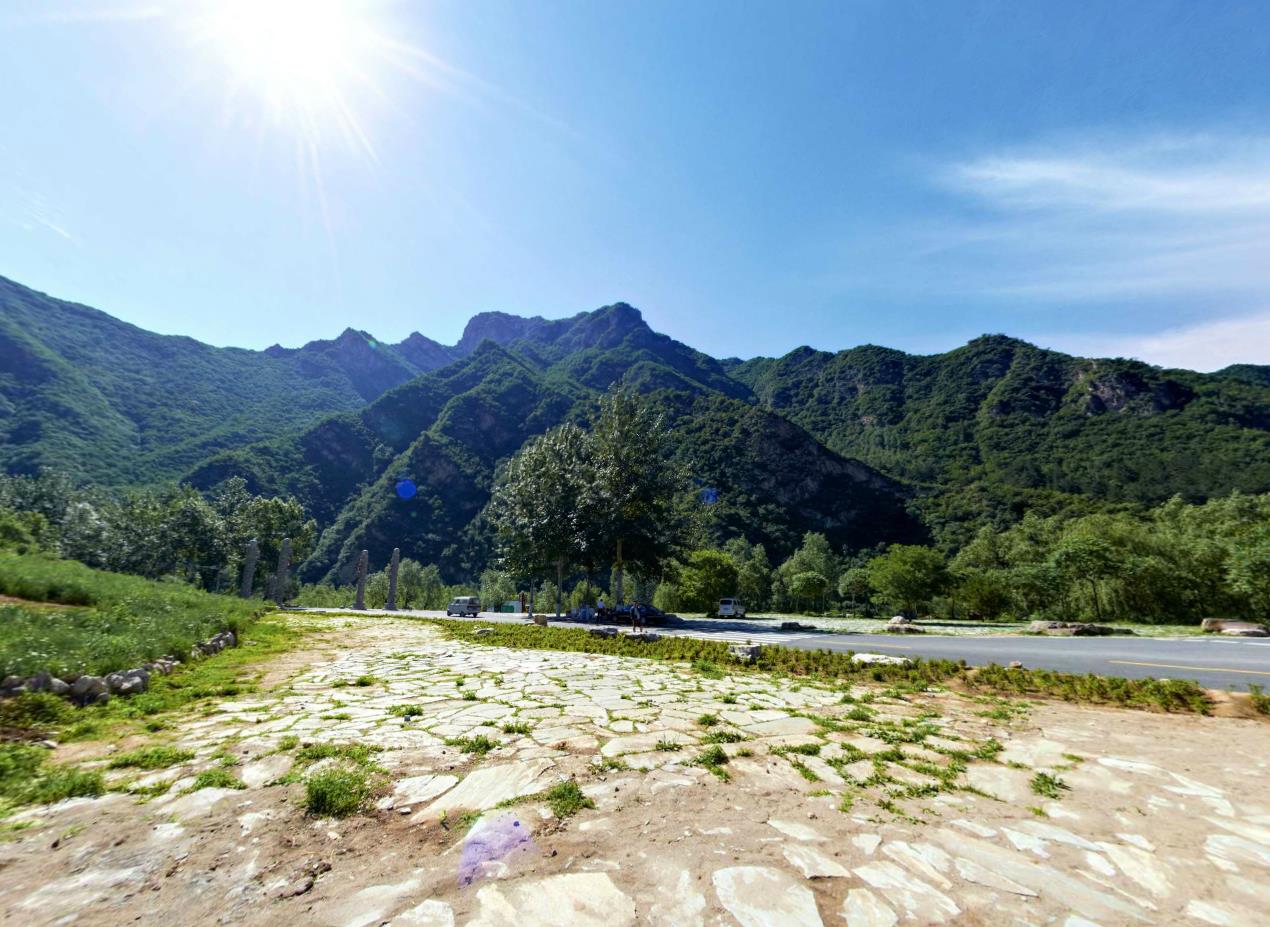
1030, 772, 1071, 800
107, 746, 195, 770
305, 766, 371, 817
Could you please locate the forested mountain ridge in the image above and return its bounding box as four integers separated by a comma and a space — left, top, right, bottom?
0, 275, 467, 483
730, 335, 1270, 544
5, 273, 1269, 580
188, 305, 921, 582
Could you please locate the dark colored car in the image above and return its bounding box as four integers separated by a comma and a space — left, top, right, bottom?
604, 602, 670, 625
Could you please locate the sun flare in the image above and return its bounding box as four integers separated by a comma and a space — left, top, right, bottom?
198, 0, 379, 116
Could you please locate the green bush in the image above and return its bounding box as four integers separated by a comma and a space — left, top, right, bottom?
305, 767, 371, 817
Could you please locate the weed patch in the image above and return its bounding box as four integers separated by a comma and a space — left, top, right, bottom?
108, 746, 194, 770
305, 767, 372, 817
1030, 772, 1071, 800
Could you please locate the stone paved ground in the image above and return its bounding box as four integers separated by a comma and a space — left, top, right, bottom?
2, 614, 1269, 926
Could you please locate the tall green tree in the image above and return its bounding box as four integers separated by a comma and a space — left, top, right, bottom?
587, 389, 689, 603
486, 423, 594, 616
1049, 533, 1122, 621
866, 544, 949, 616
676, 549, 740, 613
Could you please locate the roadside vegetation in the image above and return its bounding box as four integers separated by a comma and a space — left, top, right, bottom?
0, 551, 265, 678
421, 617, 1216, 714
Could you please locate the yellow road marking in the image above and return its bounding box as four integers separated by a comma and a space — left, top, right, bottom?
1108, 660, 1270, 677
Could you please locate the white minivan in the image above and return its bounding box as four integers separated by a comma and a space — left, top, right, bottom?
446, 596, 481, 617
717, 598, 746, 618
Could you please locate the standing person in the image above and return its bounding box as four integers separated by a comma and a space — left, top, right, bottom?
631, 602, 643, 631
597, 595, 606, 622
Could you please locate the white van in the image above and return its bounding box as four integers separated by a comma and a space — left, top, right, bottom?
446, 596, 481, 617
717, 598, 746, 618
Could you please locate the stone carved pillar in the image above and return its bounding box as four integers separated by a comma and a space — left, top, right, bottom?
239, 539, 259, 599
354, 549, 369, 610
273, 538, 292, 606
386, 547, 401, 611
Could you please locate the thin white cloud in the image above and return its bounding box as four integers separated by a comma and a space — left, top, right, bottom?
842, 132, 1270, 370
1040, 309, 1270, 372
948, 135, 1270, 214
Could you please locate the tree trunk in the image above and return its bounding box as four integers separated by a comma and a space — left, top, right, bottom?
1089, 579, 1102, 621
555, 559, 564, 617
615, 538, 624, 605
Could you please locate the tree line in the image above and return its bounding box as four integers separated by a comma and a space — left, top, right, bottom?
0, 474, 316, 596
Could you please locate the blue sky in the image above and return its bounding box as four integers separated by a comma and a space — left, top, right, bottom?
2, 1, 1269, 370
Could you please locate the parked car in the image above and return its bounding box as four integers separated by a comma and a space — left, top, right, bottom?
717, 598, 746, 618
446, 596, 480, 617
604, 603, 670, 625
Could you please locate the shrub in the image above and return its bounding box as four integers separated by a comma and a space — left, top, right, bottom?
543, 780, 595, 818
305, 767, 371, 817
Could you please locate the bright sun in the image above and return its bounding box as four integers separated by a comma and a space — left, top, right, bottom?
199, 0, 380, 117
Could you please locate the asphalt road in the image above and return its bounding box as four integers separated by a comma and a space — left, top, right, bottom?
311, 608, 1270, 692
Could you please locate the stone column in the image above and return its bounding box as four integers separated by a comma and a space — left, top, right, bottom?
354, 549, 369, 610
386, 547, 401, 611
239, 539, 259, 599
273, 538, 292, 606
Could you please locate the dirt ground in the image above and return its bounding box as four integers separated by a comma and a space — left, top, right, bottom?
1, 614, 1268, 927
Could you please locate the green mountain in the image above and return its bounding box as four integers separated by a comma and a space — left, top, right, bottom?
187, 305, 920, 581
0, 275, 461, 483
6, 273, 1269, 578
731, 336, 1270, 543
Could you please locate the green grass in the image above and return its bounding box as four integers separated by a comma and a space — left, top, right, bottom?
696, 713, 719, 727
691, 660, 725, 679
693, 744, 731, 780
501, 720, 532, 734
1248, 685, 1270, 715
388, 704, 424, 718
295, 742, 382, 767
702, 729, 746, 744
186, 768, 245, 792
444, 735, 499, 755
1030, 772, 1071, 800
417, 618, 1217, 715
48, 616, 307, 744
107, 745, 195, 770
353, 675, 377, 687
0, 551, 264, 678
654, 738, 681, 751
0, 743, 104, 811
543, 780, 595, 818
305, 767, 372, 817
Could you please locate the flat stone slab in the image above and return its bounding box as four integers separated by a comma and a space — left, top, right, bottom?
600, 730, 695, 757
963, 764, 1032, 803
316, 878, 422, 927
239, 753, 292, 789
783, 844, 850, 878
378, 774, 458, 810
388, 900, 454, 927
467, 872, 635, 926
422, 760, 554, 818
744, 716, 821, 737
712, 866, 824, 927
767, 818, 826, 842
841, 888, 898, 927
